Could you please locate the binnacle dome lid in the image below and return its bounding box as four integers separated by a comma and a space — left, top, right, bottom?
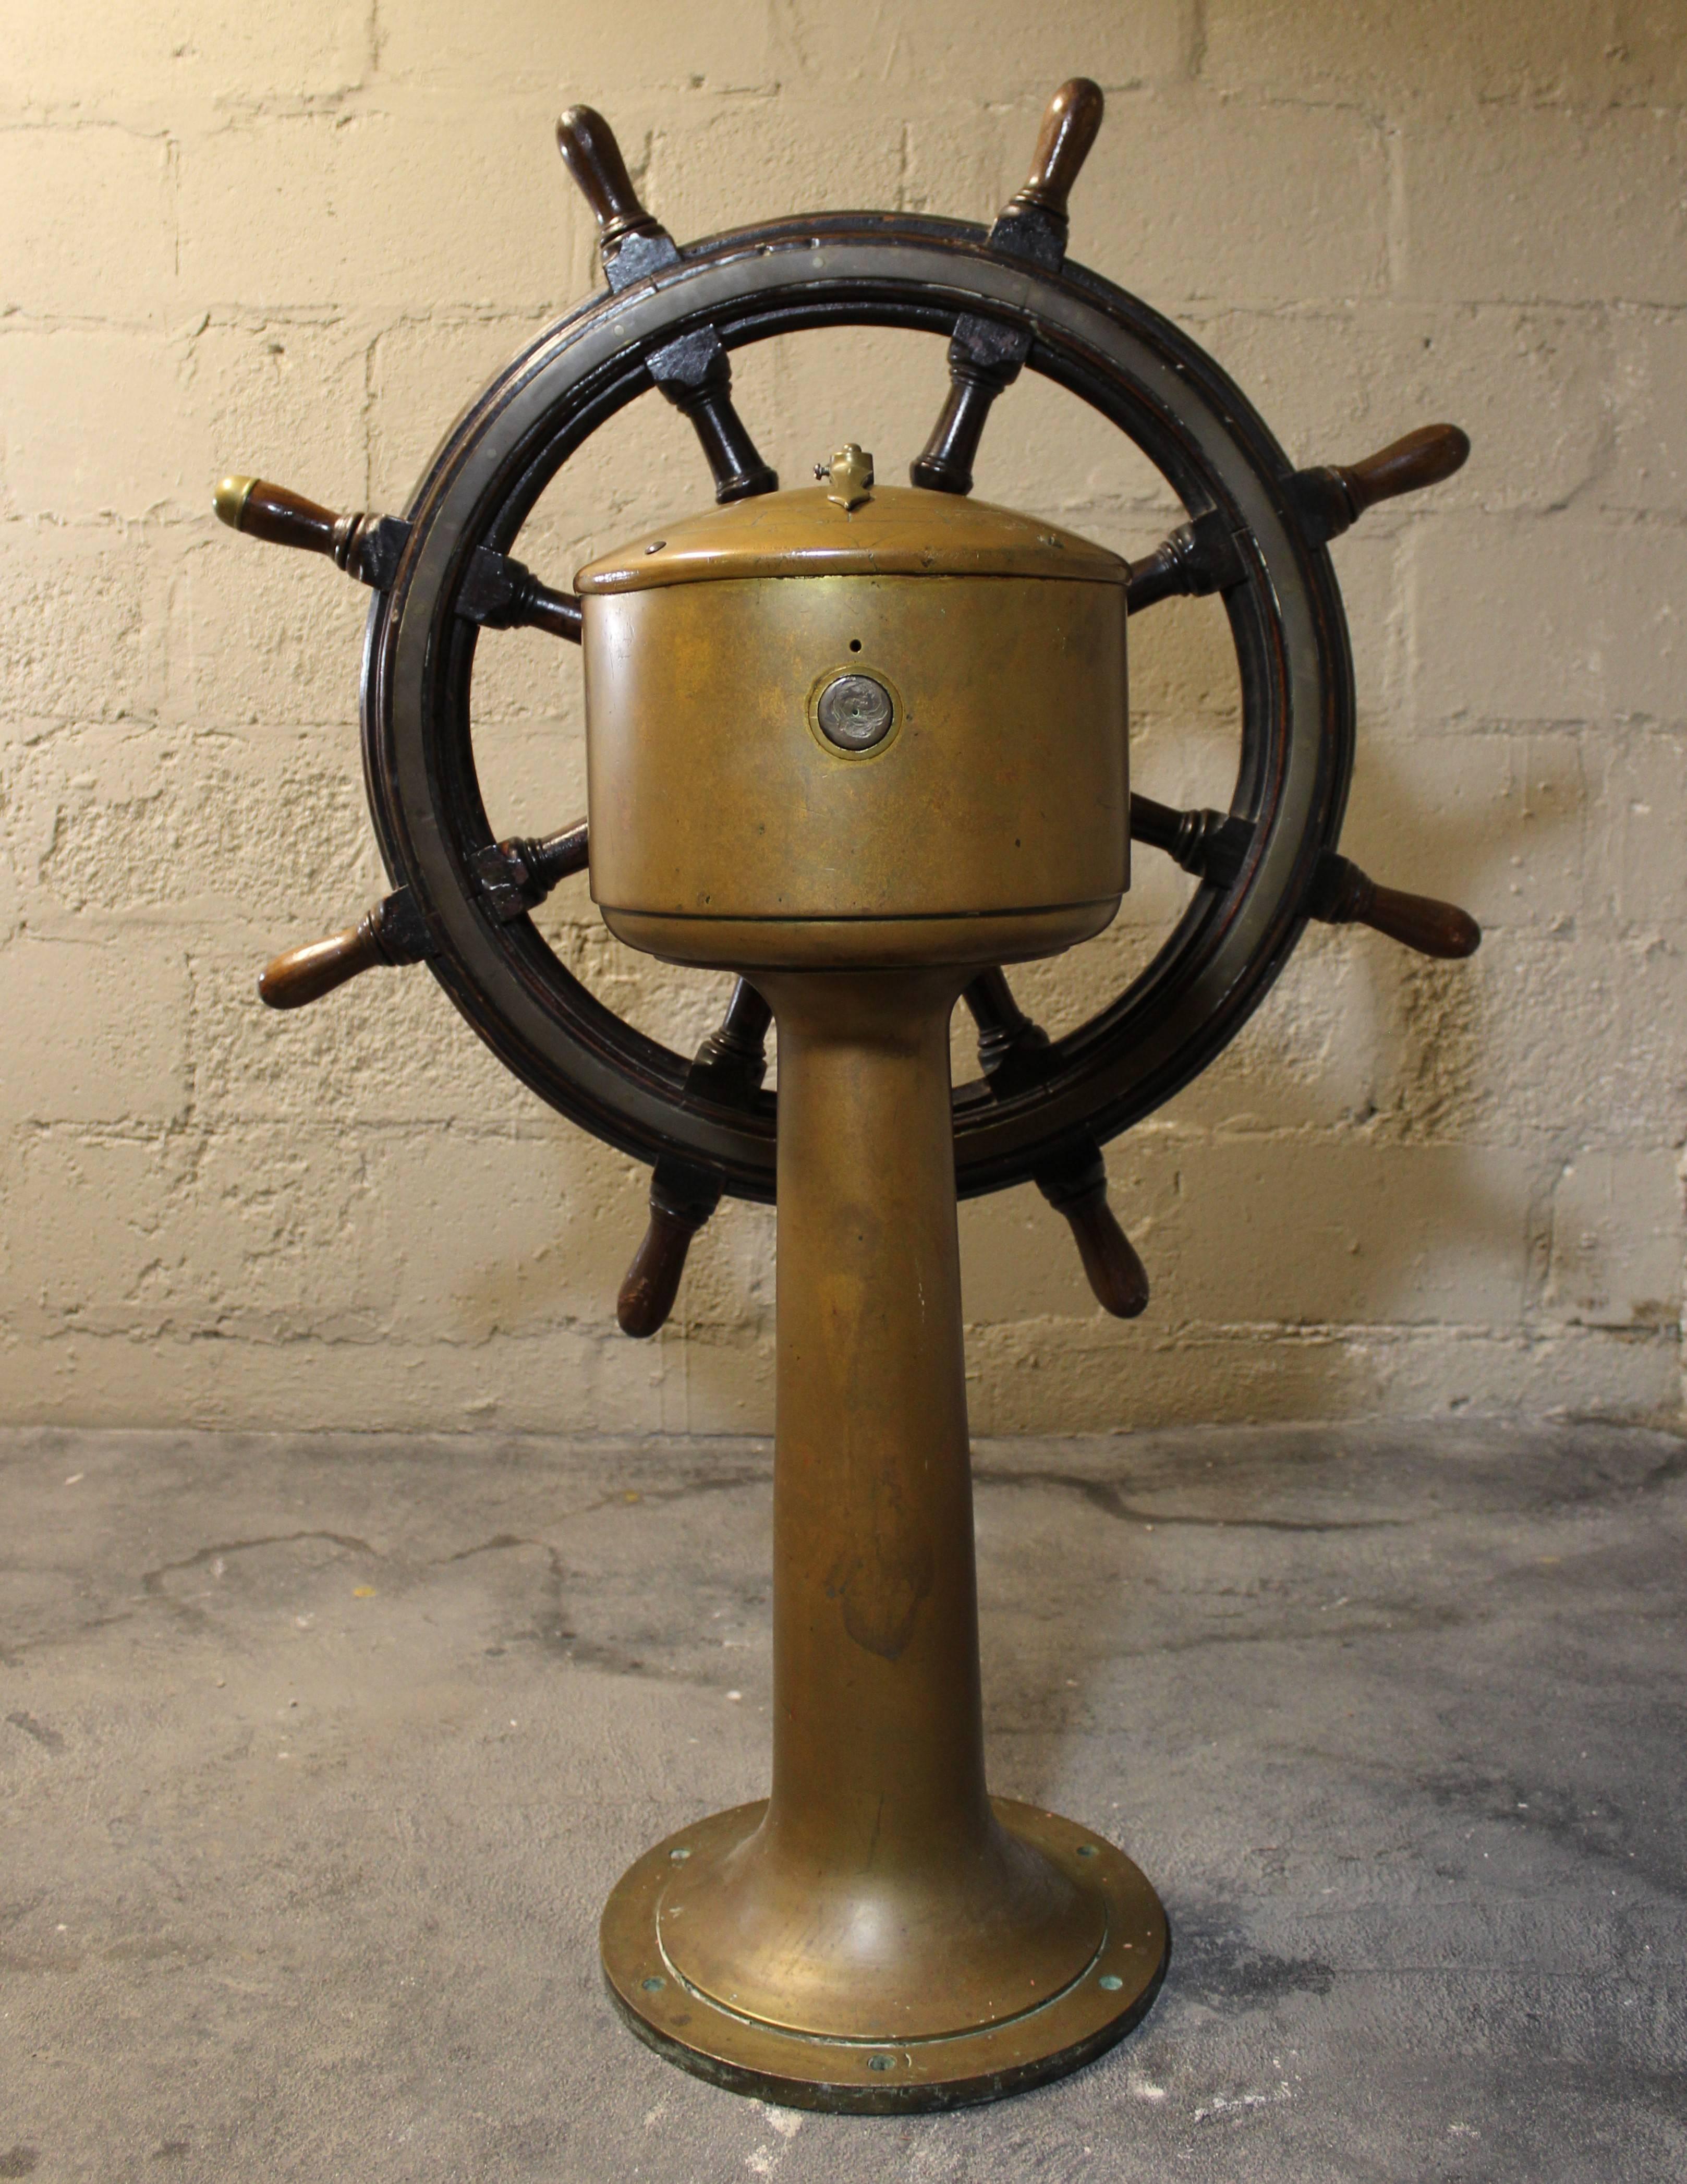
575, 482, 1128, 596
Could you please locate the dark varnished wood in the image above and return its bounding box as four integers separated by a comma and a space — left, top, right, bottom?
1291, 422, 1471, 544
1307, 853, 1482, 958
617, 1184, 713, 1337
214, 475, 407, 590
258, 918, 386, 1009
1125, 510, 1243, 613
359, 211, 1364, 1204
259, 824, 591, 1015
911, 82, 1106, 496
224, 130, 1480, 1313
471, 819, 591, 919
1128, 791, 1253, 889
1132, 795, 1480, 960
962, 965, 1046, 1084
692, 978, 774, 1095
1038, 1146, 1150, 1320
555, 106, 776, 501
454, 543, 585, 637
617, 981, 773, 1337
555, 104, 662, 249
216, 472, 585, 630
1130, 425, 1470, 603
1337, 422, 1471, 514
644, 331, 778, 502
1011, 77, 1106, 228
962, 971, 1149, 1320
220, 476, 339, 554
909, 375, 990, 498
258, 889, 433, 1009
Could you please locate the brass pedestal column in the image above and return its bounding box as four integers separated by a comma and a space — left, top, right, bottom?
600, 970, 1168, 2110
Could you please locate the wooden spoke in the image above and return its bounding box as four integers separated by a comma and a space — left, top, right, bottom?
258, 888, 434, 1010
962, 968, 1149, 1319
1289, 422, 1471, 545
617, 980, 772, 1337
557, 106, 777, 503
911, 80, 1105, 497
1132, 794, 1480, 958
213, 474, 583, 635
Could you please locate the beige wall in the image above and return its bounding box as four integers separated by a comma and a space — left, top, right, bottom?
1, 2, 1683, 1435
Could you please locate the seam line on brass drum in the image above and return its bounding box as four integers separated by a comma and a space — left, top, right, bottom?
594, 897, 1124, 924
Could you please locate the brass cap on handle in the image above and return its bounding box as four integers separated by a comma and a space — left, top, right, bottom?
211, 475, 341, 556
213, 474, 257, 529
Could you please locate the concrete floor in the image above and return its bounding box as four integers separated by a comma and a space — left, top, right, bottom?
1, 1420, 1683, 2182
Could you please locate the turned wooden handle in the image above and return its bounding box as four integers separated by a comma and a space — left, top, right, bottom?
214, 475, 339, 555
1334, 423, 1470, 516
1310, 853, 1481, 958
259, 916, 386, 1009
1357, 881, 1482, 959
1038, 1140, 1151, 1321
1014, 78, 1105, 220
617, 1204, 700, 1338
1059, 1185, 1150, 1320
555, 105, 657, 245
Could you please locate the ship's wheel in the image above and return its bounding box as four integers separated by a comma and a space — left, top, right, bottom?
216, 80, 1477, 1335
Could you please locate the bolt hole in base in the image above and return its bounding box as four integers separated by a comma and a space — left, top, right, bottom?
601, 1800, 1168, 2113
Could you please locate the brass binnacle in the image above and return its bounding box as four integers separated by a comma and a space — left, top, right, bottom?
597, 968, 1167, 2104
581, 466, 1160, 2105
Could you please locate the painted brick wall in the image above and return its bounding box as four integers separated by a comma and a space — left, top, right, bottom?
2, 3, 1682, 1434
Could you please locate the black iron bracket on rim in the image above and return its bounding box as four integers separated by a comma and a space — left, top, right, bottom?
360, 212, 1354, 1210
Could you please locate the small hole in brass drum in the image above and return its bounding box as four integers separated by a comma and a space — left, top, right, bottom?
1098, 1973, 1124, 1992
1076, 1844, 1098, 1858
848, 637, 862, 651
867, 2054, 894, 2072
641, 1975, 666, 1992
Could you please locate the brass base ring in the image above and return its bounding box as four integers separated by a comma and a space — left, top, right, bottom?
600, 1797, 1168, 2113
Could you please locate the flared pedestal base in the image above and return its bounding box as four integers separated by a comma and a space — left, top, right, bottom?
600, 1798, 1168, 2113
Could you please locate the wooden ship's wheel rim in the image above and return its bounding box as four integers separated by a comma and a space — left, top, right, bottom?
361, 213, 1353, 1205
227, 86, 1472, 1324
